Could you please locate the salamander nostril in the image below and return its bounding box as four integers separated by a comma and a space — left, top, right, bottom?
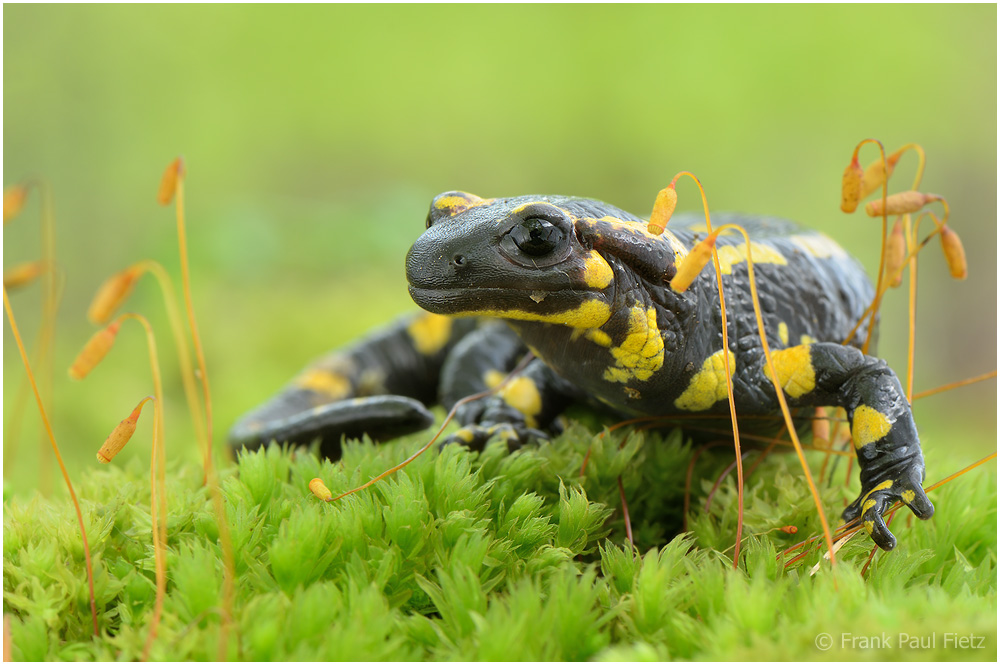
450, 254, 467, 268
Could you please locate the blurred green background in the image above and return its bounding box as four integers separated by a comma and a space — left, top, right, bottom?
4, 5, 996, 495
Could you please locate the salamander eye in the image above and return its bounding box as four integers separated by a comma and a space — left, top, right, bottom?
508, 217, 564, 256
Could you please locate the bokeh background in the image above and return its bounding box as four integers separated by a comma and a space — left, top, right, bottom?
4, 5, 996, 495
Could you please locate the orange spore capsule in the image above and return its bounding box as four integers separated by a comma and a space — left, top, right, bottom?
69, 320, 123, 380
780, 525, 798, 535
157, 157, 185, 206
865, 191, 939, 217
309, 478, 333, 501
647, 185, 678, 235
885, 218, 906, 288
840, 156, 864, 213
97, 398, 150, 463
3, 185, 28, 225
88, 266, 143, 324
860, 149, 903, 199
940, 226, 968, 280
3, 261, 44, 290
669, 233, 717, 293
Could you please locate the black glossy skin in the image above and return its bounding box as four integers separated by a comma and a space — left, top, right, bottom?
230, 191, 934, 551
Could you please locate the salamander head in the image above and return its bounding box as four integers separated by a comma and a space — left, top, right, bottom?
406, 191, 685, 330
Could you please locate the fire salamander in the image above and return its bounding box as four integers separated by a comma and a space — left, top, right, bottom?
230, 191, 934, 551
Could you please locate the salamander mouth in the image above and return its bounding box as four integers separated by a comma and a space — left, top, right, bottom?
407, 284, 613, 328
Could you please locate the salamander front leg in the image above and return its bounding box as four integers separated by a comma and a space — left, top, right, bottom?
755, 342, 934, 550
442, 357, 580, 451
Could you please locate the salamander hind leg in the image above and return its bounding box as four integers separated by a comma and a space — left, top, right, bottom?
228, 312, 477, 460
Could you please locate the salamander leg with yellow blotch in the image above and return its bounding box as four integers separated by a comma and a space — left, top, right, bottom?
232, 190, 935, 550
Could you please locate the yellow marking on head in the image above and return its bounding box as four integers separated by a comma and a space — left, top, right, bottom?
800, 334, 816, 345
603, 306, 665, 383
407, 313, 454, 355
763, 345, 816, 398
483, 369, 506, 390
674, 349, 736, 411
499, 376, 542, 428
714, 241, 788, 275
862, 499, 877, 514
864, 519, 875, 535
434, 193, 494, 216
790, 233, 848, 259
852, 405, 893, 449
900, 489, 916, 504
576, 216, 690, 262
582, 251, 614, 289
585, 330, 612, 347
296, 369, 351, 399
455, 299, 612, 329
511, 201, 568, 216
778, 322, 789, 346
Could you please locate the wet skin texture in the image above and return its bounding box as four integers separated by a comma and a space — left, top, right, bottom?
231, 191, 934, 551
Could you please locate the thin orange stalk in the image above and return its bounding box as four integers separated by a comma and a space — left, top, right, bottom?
905, 215, 918, 401
3, 287, 98, 635
35, 181, 58, 494
669, 171, 746, 569
170, 174, 215, 475
617, 476, 634, 549
330, 353, 535, 503
714, 222, 838, 571
913, 371, 997, 401
863, 142, 889, 355
165, 167, 237, 659
3, 263, 65, 478
107, 313, 167, 662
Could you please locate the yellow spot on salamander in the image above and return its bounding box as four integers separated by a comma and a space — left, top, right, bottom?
407, 313, 454, 355
862, 499, 877, 514
603, 305, 665, 383
674, 349, 736, 411
296, 369, 351, 399
498, 376, 542, 428
860, 479, 894, 506
582, 251, 614, 289
456, 299, 612, 329
900, 489, 916, 504
714, 241, 788, 275
763, 345, 816, 398
575, 215, 689, 262
864, 520, 875, 535
778, 322, 789, 346
434, 193, 494, 216
800, 334, 816, 345
511, 201, 569, 216
790, 233, 848, 259
852, 405, 893, 449
585, 330, 612, 347
483, 369, 506, 390
452, 428, 475, 444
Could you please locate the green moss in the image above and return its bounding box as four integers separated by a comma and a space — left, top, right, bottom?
3, 426, 996, 660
